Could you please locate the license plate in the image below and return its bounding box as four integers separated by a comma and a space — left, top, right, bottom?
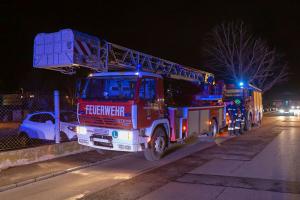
93, 128, 109, 135
93, 138, 110, 143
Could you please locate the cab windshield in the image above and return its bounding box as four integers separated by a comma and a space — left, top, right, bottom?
80, 76, 137, 101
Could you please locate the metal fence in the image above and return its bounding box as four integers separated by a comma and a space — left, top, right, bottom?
0, 91, 77, 151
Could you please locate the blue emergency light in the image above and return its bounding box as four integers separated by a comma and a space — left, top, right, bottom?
239, 81, 244, 88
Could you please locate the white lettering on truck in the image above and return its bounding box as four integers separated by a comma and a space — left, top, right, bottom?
85, 105, 125, 117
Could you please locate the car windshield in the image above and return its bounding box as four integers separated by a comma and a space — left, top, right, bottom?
80, 76, 137, 101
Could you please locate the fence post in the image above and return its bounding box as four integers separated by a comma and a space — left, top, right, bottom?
54, 90, 60, 143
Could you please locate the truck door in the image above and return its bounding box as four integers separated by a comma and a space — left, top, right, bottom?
137, 77, 160, 128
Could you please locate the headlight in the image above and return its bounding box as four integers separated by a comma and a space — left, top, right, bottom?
67, 126, 76, 132
118, 131, 132, 140
297, 106, 300, 109
76, 126, 87, 135
291, 106, 295, 109
279, 109, 284, 113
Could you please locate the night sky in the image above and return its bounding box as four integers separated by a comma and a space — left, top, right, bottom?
2, 1, 300, 99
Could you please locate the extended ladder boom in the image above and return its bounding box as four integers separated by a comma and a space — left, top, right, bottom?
33, 29, 214, 83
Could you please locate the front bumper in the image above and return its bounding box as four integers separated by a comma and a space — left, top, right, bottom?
77, 126, 148, 152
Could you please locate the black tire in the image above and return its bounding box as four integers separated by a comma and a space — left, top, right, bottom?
208, 119, 218, 137
60, 132, 69, 142
19, 132, 30, 147
144, 127, 167, 161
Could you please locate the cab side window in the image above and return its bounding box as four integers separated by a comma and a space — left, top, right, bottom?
139, 78, 156, 101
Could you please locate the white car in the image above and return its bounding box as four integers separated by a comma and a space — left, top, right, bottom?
18, 111, 78, 142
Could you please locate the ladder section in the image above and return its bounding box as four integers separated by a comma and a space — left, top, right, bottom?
103, 43, 214, 83
33, 29, 214, 83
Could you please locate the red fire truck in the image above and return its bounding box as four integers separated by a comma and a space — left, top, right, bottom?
33, 29, 226, 161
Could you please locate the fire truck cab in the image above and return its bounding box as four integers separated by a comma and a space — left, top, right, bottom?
76, 72, 167, 153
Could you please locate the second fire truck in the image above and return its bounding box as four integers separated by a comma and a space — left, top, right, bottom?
224, 83, 263, 135
33, 29, 226, 161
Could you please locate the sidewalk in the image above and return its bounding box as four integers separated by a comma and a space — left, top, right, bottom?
0, 150, 126, 191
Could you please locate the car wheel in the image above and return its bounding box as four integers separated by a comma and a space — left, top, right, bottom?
144, 127, 167, 161
60, 132, 69, 142
19, 132, 30, 147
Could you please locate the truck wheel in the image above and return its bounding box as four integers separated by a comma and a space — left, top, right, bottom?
208, 119, 218, 137
144, 127, 167, 161
245, 116, 252, 131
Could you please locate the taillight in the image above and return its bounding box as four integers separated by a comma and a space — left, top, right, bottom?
181, 118, 187, 138
182, 125, 187, 132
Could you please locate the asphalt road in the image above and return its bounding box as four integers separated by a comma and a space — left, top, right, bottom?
1, 113, 299, 200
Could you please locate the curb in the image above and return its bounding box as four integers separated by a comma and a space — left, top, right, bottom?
0, 141, 92, 171
0, 153, 131, 192
0, 134, 235, 193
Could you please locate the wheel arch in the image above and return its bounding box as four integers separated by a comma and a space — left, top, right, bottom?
19, 131, 29, 137
145, 119, 170, 139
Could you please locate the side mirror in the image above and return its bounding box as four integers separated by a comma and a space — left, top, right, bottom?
75, 79, 82, 98
76, 78, 87, 98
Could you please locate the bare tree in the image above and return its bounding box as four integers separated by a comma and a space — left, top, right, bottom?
203, 21, 288, 93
